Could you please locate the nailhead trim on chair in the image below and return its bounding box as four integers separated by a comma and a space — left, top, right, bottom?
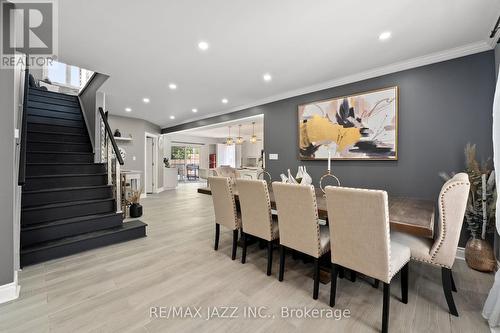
410, 256, 451, 269
430, 181, 469, 263
308, 185, 323, 257
260, 180, 276, 240
226, 177, 241, 229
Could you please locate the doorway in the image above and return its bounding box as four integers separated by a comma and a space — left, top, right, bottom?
144, 132, 159, 195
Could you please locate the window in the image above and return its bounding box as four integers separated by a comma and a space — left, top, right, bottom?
46, 61, 93, 90
170, 145, 201, 181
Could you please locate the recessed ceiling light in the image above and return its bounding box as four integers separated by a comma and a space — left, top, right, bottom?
222, 98, 228, 104
168, 83, 177, 90
192, 108, 198, 113
142, 97, 150, 103
169, 115, 175, 120
125, 107, 132, 112
378, 31, 392, 41
198, 41, 209, 51
263, 73, 272, 82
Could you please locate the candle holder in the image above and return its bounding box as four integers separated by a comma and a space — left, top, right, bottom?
319, 170, 341, 194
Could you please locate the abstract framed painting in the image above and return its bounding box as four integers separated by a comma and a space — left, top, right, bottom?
298, 86, 398, 160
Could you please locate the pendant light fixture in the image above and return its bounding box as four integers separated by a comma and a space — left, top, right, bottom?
226, 126, 234, 145
250, 121, 258, 144
236, 124, 243, 145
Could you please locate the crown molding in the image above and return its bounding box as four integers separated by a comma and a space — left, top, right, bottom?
162, 40, 493, 130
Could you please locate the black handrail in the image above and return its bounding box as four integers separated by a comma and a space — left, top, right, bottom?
18, 54, 30, 186
98, 107, 124, 165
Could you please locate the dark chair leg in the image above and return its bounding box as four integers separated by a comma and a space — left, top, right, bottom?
450, 270, 457, 292
401, 263, 408, 304
214, 223, 220, 250
241, 232, 247, 264
373, 279, 379, 289
278, 245, 285, 281
349, 269, 356, 282
266, 241, 273, 276
338, 266, 345, 279
382, 283, 390, 333
313, 258, 320, 300
231, 229, 238, 260
442, 267, 458, 316
330, 263, 338, 307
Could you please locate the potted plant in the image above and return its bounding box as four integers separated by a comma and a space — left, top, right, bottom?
128, 189, 143, 218
441, 143, 497, 272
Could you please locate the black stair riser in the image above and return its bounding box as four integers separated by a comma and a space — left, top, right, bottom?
28, 95, 79, 108
21, 214, 123, 246
22, 200, 115, 225
28, 107, 83, 120
27, 152, 93, 163
24, 175, 107, 191
27, 123, 87, 134
20, 224, 146, 266
22, 186, 112, 207
26, 163, 105, 176
29, 88, 78, 102
27, 141, 91, 153
27, 115, 84, 128
27, 100, 80, 112
27, 131, 89, 143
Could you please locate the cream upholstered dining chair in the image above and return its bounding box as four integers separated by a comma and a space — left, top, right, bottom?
236, 179, 279, 275
272, 182, 330, 300
325, 186, 410, 333
208, 176, 241, 260
391, 173, 470, 317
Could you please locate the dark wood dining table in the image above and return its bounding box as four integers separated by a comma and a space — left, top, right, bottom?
197, 186, 435, 238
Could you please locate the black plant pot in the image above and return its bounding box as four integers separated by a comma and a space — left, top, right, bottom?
129, 203, 143, 218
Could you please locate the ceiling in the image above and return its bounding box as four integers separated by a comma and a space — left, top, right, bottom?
57, 0, 500, 128
176, 115, 264, 139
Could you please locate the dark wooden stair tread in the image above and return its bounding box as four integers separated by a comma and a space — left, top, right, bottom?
26, 173, 107, 179
21, 220, 147, 253
27, 151, 93, 154
23, 184, 111, 194
22, 198, 114, 211
22, 213, 122, 231
27, 129, 88, 137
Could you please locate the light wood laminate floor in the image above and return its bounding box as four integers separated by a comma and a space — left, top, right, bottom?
0, 182, 494, 332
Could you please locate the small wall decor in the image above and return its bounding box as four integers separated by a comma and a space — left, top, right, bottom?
298, 86, 398, 160
114, 129, 121, 137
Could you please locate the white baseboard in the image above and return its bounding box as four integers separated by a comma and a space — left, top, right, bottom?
0, 271, 20, 304
140, 193, 147, 199
456, 247, 465, 260
154, 187, 164, 193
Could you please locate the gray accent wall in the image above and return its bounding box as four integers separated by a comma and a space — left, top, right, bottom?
164, 51, 496, 246
78, 73, 109, 149
108, 115, 163, 192
0, 63, 15, 285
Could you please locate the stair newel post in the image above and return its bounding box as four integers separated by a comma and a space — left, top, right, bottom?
115, 160, 122, 214
107, 137, 112, 186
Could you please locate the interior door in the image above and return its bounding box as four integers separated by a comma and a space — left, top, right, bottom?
146, 137, 154, 193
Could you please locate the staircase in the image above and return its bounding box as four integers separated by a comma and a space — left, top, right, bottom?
20, 87, 147, 267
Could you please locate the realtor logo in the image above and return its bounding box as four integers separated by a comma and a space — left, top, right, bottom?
1, 0, 57, 67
